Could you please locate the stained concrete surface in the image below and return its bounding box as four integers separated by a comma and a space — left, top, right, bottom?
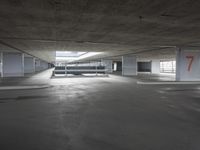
0, 69, 200, 150
137, 73, 176, 82
0, 0, 199, 62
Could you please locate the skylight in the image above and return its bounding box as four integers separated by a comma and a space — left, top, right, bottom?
56, 51, 101, 62
56, 51, 87, 57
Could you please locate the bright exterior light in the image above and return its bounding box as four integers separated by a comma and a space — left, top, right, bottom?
56, 51, 101, 62
56, 51, 87, 57
78, 52, 101, 59
160, 60, 176, 73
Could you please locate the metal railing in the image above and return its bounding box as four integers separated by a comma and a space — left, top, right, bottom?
53, 65, 108, 76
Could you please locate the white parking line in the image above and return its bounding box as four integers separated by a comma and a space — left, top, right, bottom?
137, 81, 200, 85
0, 85, 50, 90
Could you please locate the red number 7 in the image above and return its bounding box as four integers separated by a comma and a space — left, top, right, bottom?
186, 56, 194, 71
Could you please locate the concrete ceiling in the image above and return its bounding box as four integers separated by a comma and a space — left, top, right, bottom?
0, 0, 200, 62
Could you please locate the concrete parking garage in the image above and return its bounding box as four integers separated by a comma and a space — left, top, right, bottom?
0, 0, 200, 150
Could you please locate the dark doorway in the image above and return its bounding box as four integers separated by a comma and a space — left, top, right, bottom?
137, 62, 151, 72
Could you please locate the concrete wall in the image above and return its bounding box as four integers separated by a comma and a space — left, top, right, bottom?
151, 60, 160, 74
122, 55, 137, 76
176, 49, 200, 81
2, 52, 24, 77
24, 57, 35, 73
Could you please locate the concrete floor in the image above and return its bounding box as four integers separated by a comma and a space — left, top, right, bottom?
0, 69, 200, 150
137, 72, 176, 82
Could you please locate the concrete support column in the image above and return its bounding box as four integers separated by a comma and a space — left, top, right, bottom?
35, 59, 41, 72
41, 61, 48, 70
176, 48, 200, 81
48, 63, 51, 68
151, 60, 160, 74
48, 63, 53, 68
44, 61, 49, 69
2, 52, 24, 77
24, 57, 35, 73
0, 52, 2, 77
122, 55, 137, 76
102, 59, 113, 73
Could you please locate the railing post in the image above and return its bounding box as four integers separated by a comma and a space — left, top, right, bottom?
96, 64, 97, 76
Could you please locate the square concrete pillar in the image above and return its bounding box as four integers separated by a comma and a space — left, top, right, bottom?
122, 55, 137, 76
176, 48, 200, 81
2, 52, 24, 77
101, 59, 113, 73
40, 61, 44, 70
35, 59, 41, 72
48, 63, 51, 68
151, 60, 160, 74
40, 61, 48, 70
44, 61, 48, 69
24, 57, 35, 73
0, 52, 2, 77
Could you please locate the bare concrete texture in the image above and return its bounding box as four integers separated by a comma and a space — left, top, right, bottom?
137, 73, 176, 82
1, 0, 200, 61
0, 69, 52, 86
0, 69, 200, 150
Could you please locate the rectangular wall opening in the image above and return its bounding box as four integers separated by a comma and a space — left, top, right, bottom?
160, 60, 176, 73
137, 62, 151, 72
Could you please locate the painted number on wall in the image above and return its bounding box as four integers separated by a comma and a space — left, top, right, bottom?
186, 56, 194, 72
